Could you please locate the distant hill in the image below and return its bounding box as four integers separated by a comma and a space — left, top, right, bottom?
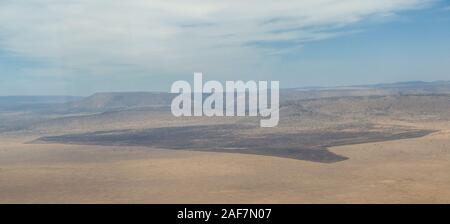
365, 80, 450, 92
2, 80, 450, 113
283, 80, 450, 101
63, 92, 174, 112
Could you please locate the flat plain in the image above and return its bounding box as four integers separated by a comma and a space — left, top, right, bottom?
1, 81, 450, 203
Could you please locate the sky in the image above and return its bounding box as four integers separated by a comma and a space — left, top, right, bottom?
0, 0, 449, 96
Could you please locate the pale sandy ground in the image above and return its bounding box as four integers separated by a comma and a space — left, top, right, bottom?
1, 123, 450, 203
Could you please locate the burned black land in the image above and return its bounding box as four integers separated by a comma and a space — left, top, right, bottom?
35, 124, 434, 163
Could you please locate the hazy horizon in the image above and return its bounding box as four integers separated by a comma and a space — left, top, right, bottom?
0, 79, 447, 97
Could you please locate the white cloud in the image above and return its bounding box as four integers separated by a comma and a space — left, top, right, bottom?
0, 0, 436, 81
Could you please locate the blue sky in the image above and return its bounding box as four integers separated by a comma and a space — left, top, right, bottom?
0, 0, 449, 96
